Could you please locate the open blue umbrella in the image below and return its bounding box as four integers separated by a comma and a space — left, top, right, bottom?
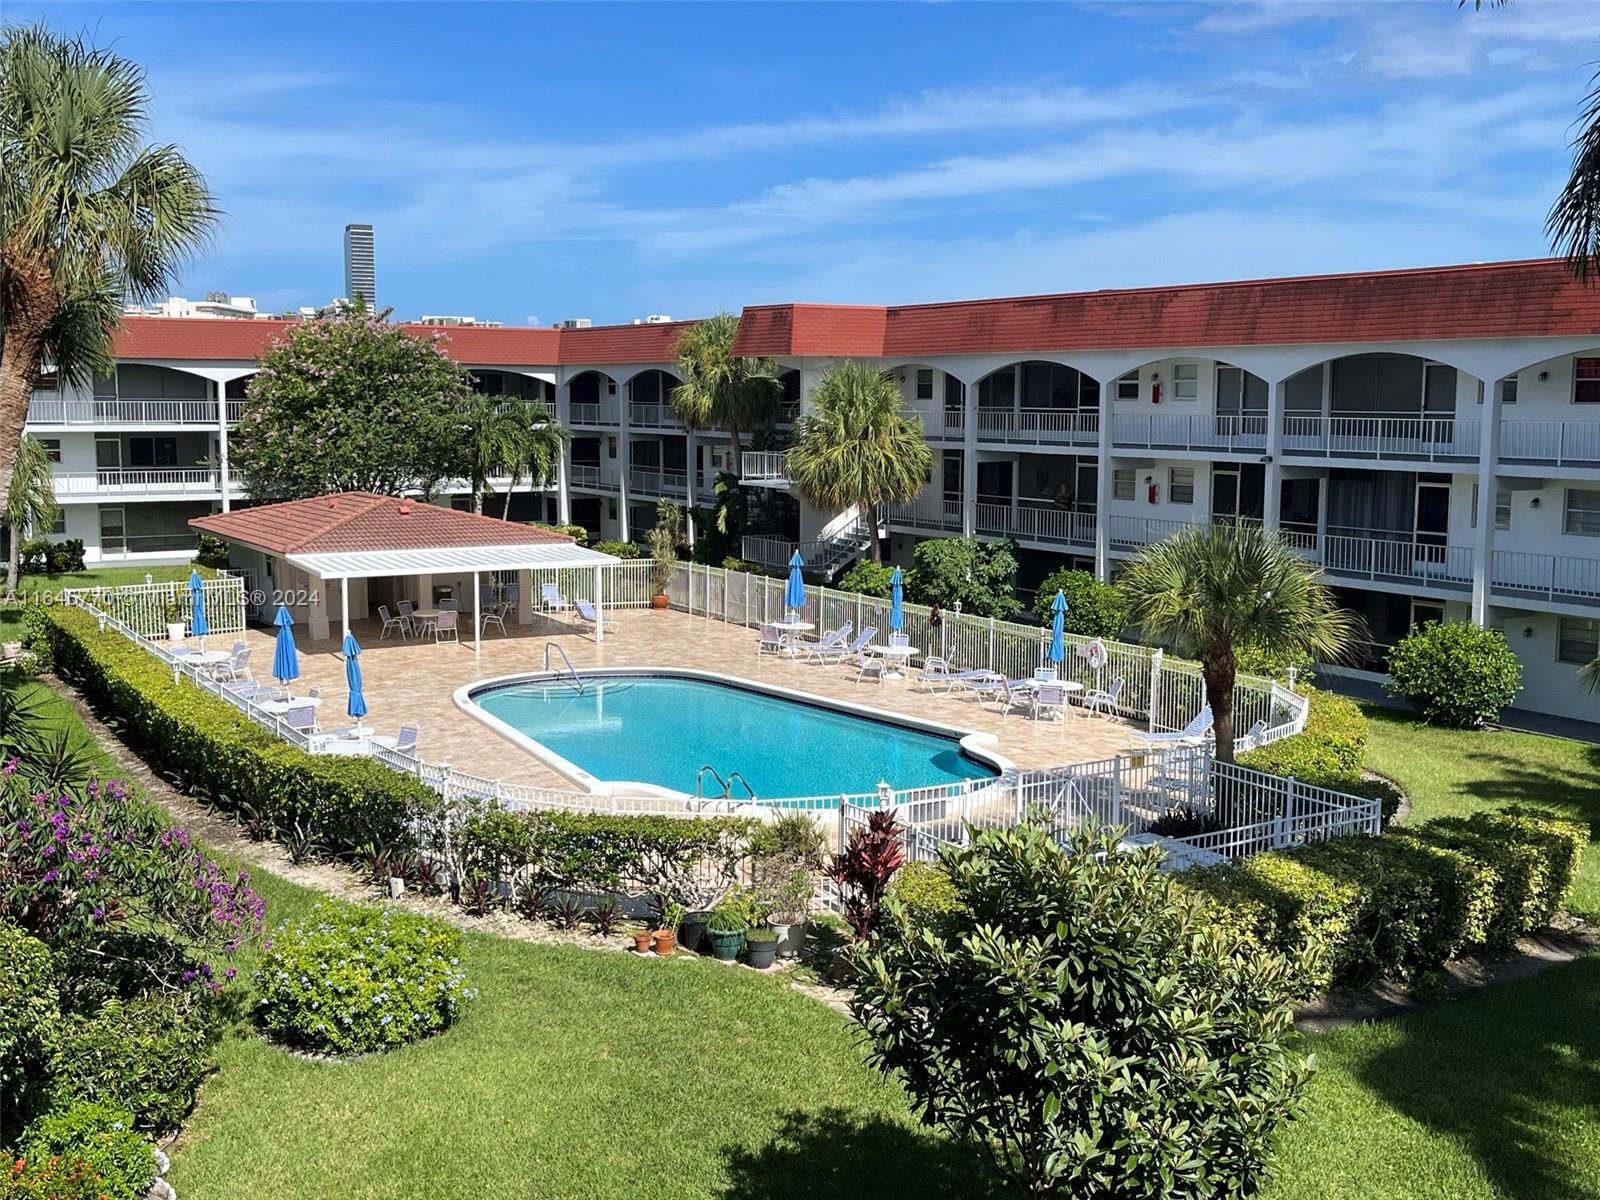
1047, 590, 1068, 673
187, 569, 209, 646
889, 566, 905, 633
272, 605, 300, 685
784, 550, 807, 614
342, 632, 367, 727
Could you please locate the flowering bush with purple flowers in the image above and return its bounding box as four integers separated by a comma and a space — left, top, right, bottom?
254, 900, 476, 1056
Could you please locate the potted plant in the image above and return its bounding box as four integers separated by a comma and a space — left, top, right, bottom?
654, 902, 685, 956
751, 813, 826, 959
679, 907, 712, 954
632, 928, 653, 954
163, 598, 186, 643
704, 899, 749, 962
745, 926, 780, 970
648, 499, 682, 609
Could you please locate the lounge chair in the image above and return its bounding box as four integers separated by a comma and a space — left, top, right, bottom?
433, 609, 460, 644
757, 624, 793, 657
1131, 705, 1214, 749
805, 622, 851, 650
855, 651, 887, 685
378, 604, 408, 640
575, 600, 614, 634
373, 723, 420, 755
481, 605, 508, 636
541, 583, 571, 613
810, 626, 877, 665
1081, 676, 1125, 719
216, 648, 252, 682
1233, 718, 1269, 753
918, 658, 1000, 694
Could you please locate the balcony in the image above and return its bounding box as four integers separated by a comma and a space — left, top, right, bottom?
739, 450, 791, 487
884, 495, 962, 533
568, 402, 620, 427
568, 463, 620, 490
900, 408, 964, 441
1108, 515, 1194, 553
976, 408, 1098, 448
1302, 530, 1473, 593
1499, 420, 1600, 469
1281, 414, 1479, 463
976, 498, 1096, 548
1490, 550, 1600, 607
54, 469, 224, 499
626, 467, 691, 498
28, 397, 239, 427
1112, 413, 1267, 454
627, 403, 683, 430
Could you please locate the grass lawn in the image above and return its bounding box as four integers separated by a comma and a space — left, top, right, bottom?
15, 562, 199, 599
11, 674, 1600, 1199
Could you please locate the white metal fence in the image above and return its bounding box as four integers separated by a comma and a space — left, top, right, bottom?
64, 576, 248, 639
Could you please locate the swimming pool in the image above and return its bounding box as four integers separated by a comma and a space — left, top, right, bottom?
461, 670, 1004, 801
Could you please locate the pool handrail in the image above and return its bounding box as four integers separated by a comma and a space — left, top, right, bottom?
542, 642, 585, 694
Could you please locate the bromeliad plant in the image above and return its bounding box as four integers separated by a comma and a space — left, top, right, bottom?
827, 808, 906, 940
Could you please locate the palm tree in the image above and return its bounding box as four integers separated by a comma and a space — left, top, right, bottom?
1119, 523, 1360, 762
5, 436, 59, 599
464, 394, 521, 515
0, 25, 217, 503
670, 313, 783, 468
785, 361, 934, 565
498, 397, 570, 520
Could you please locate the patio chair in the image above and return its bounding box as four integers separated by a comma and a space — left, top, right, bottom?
1233, 718, 1269, 753
1033, 667, 1058, 683
481, 605, 508, 636
372, 723, 420, 755
282, 703, 317, 735
810, 625, 877, 665
889, 631, 910, 649
433, 609, 460, 644
1081, 676, 1125, 719
757, 624, 793, 657
307, 685, 321, 700
1131, 705, 1214, 749
397, 599, 418, 634
541, 583, 571, 612
855, 650, 887, 685
378, 604, 408, 640
574, 599, 615, 635
216, 647, 252, 682
231, 639, 248, 657
1032, 682, 1071, 723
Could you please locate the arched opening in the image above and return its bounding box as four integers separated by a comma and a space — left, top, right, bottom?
469, 369, 552, 404
1281, 351, 1474, 461
1107, 356, 1269, 453
973, 359, 1099, 446
93, 363, 213, 424
625, 368, 681, 428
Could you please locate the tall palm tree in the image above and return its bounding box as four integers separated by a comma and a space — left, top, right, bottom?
5, 436, 59, 598
0, 25, 217, 502
1119, 523, 1360, 762
498, 396, 570, 520
786, 361, 934, 565
670, 313, 783, 468
464, 393, 521, 515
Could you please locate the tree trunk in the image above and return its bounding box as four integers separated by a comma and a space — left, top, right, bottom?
472, 479, 485, 515
728, 426, 743, 476
0, 252, 57, 600
5, 522, 20, 602
502, 474, 517, 521
1202, 643, 1237, 764
866, 496, 882, 563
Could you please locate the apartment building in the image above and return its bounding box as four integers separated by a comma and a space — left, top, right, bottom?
25, 257, 1600, 720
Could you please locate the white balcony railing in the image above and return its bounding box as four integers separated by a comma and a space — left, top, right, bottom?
885, 494, 962, 533
976, 408, 1099, 446
1108, 515, 1193, 552
1112, 412, 1268, 452
1306, 533, 1474, 591
567, 402, 620, 426
628, 403, 682, 429
1281, 414, 1480, 461
568, 463, 620, 490
28, 397, 239, 426
739, 451, 790, 484
1491, 550, 1600, 605
626, 467, 690, 497
1499, 420, 1600, 467
53, 469, 224, 498
976, 499, 1096, 547
895, 408, 963, 440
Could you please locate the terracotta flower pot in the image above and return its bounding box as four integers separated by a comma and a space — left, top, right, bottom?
632, 930, 653, 954
652, 929, 676, 956
651, 594, 669, 609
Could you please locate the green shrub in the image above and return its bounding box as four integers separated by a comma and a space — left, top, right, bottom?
1031, 568, 1126, 638
2, 1152, 117, 1200
854, 821, 1311, 1199
530, 522, 589, 544
20, 1102, 153, 1200
19, 537, 86, 575
254, 901, 475, 1056
0, 923, 57, 1141
1386, 621, 1522, 727
47, 999, 215, 1134
195, 532, 231, 568
1238, 687, 1403, 821
836, 560, 895, 599
884, 861, 960, 934
591, 539, 641, 559
36, 605, 440, 853
1471, 806, 1587, 924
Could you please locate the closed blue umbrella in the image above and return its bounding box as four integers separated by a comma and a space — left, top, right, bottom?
342, 632, 367, 727
1047, 590, 1068, 672
784, 551, 807, 614
187, 569, 209, 646
272, 605, 300, 685
889, 566, 905, 633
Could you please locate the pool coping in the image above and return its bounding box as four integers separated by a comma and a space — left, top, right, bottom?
452, 666, 1015, 806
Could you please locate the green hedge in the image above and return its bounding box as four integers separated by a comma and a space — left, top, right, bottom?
1186, 806, 1586, 988
1238, 687, 1403, 821
37, 605, 439, 853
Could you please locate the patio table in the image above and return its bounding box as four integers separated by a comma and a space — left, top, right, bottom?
256, 696, 324, 716
867, 643, 919, 680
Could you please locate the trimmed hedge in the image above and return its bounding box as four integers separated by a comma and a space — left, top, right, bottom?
36, 605, 439, 853
1238, 686, 1403, 822
1186, 806, 1586, 988
47, 999, 215, 1135
19, 1102, 153, 1200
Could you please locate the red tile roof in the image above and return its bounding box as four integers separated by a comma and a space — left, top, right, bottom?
114, 316, 692, 367
189, 492, 574, 556
732, 258, 1600, 357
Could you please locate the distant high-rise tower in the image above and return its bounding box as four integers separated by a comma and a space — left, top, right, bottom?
343, 224, 375, 307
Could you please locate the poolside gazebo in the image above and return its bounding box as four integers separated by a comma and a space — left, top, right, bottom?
190, 492, 619, 646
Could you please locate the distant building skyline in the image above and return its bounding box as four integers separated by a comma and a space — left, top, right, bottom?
343, 223, 375, 308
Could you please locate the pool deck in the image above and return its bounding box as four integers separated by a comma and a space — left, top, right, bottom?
231, 608, 1143, 796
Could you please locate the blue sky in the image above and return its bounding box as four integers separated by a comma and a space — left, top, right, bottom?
15, 0, 1600, 324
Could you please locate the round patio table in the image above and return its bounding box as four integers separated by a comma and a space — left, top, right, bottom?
866, 643, 918, 680
256, 696, 324, 716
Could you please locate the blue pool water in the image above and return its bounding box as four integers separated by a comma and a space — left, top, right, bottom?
472, 673, 998, 799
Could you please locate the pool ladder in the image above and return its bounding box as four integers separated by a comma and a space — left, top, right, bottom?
542, 642, 585, 694
697, 765, 757, 805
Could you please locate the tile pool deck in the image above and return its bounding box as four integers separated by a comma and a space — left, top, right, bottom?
234, 609, 1143, 796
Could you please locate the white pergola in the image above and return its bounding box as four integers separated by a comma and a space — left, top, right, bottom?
285, 541, 619, 646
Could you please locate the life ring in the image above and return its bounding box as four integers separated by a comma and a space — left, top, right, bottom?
1079, 638, 1109, 670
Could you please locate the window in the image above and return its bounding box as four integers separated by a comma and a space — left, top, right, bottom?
1171, 363, 1199, 402
48, 511, 66, 535
1113, 467, 1135, 501
1115, 372, 1139, 402
1576, 358, 1600, 404
128, 437, 177, 468
1500, 377, 1518, 405
1565, 488, 1600, 536
38, 438, 60, 464
1469, 484, 1512, 531
915, 368, 934, 402
1558, 617, 1600, 665
34, 369, 57, 392
1169, 466, 1195, 504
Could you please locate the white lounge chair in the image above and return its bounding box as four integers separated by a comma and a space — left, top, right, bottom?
965, 674, 1026, 715
918, 658, 1000, 694
1082, 676, 1125, 719
373, 723, 420, 755
806, 622, 852, 650
1131, 705, 1214, 749
575, 600, 614, 634
811, 626, 877, 665
378, 604, 408, 640
433, 609, 460, 644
